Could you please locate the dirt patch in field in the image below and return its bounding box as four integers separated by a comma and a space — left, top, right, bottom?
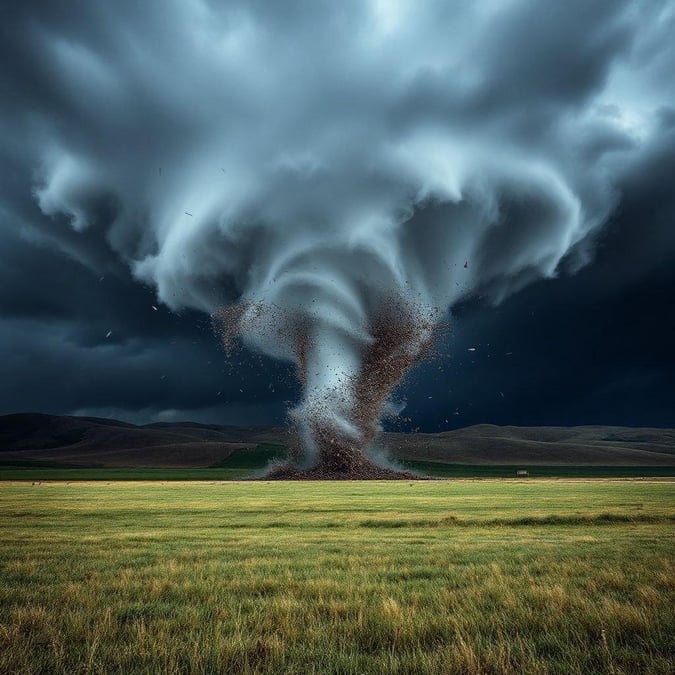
262, 458, 426, 480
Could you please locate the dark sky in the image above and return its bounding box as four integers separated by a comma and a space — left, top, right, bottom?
1, 0, 674, 430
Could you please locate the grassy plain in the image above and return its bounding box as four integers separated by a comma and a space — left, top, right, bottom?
2, 461, 675, 482
0, 480, 673, 674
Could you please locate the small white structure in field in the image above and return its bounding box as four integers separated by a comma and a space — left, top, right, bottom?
516, 469, 529, 477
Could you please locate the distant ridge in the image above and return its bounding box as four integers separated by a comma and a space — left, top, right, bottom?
0, 413, 288, 468
380, 424, 675, 466
0, 413, 673, 468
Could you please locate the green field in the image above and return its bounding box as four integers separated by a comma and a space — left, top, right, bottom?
1, 480, 673, 674
0, 443, 291, 481
2, 456, 675, 482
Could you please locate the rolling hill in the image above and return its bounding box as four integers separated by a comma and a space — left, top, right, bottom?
0, 414, 289, 468
0, 413, 674, 469
380, 425, 675, 466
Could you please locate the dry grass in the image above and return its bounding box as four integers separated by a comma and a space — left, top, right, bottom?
0, 479, 673, 674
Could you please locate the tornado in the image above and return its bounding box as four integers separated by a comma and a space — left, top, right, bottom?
216, 291, 438, 476
20, 1, 668, 474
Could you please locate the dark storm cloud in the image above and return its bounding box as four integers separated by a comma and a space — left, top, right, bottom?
0, 169, 296, 422
0, 0, 673, 427
402, 122, 675, 430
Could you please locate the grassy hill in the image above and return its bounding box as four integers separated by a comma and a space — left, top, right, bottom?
381, 424, 675, 466
0, 413, 289, 467
0, 414, 673, 479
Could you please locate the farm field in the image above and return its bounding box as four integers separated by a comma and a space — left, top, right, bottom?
0, 480, 673, 674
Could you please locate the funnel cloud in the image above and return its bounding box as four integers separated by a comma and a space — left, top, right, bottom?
1, 0, 674, 464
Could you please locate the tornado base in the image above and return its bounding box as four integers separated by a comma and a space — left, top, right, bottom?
263, 438, 425, 479
262, 459, 423, 480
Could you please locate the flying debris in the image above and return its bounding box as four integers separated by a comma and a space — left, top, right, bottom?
105, 331, 112, 338
468, 347, 476, 352
151, 305, 158, 311
464, 261, 468, 269
184, 212, 193, 217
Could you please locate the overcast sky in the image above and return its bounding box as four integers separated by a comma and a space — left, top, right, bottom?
1, 0, 674, 430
